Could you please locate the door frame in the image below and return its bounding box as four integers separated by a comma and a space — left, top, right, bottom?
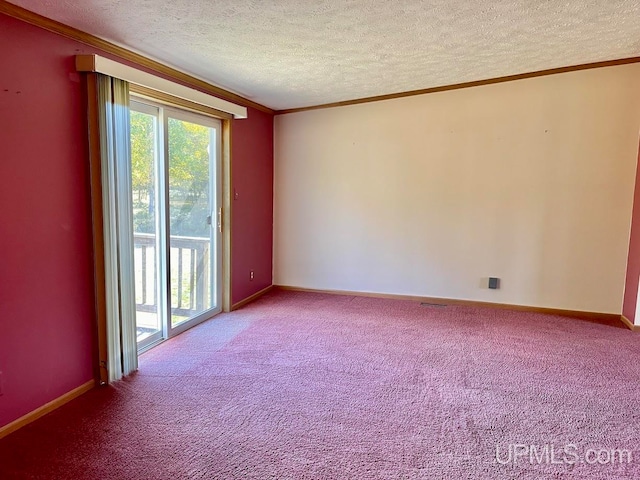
131, 97, 229, 349
162, 106, 223, 338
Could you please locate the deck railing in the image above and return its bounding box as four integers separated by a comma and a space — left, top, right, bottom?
134, 233, 210, 317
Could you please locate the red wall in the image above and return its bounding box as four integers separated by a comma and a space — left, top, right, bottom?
0, 15, 95, 428
0, 14, 274, 428
232, 108, 274, 304
622, 140, 640, 323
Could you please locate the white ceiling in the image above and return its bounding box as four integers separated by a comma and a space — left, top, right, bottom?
9, 0, 640, 111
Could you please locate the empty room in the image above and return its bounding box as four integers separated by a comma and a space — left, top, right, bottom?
2, 1, 640, 478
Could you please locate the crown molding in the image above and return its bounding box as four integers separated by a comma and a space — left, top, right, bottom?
276, 56, 640, 115
0, 1, 274, 115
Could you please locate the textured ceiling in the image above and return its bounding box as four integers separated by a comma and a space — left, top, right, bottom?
8, 0, 640, 110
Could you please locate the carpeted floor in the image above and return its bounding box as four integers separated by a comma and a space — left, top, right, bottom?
1, 290, 639, 479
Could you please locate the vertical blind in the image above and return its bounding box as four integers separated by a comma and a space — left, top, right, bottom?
96, 74, 138, 381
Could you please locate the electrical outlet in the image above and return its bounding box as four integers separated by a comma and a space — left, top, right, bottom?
250, 270, 254, 281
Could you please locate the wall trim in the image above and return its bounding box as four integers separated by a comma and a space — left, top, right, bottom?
620, 314, 640, 331
0, 1, 273, 115
3, 1, 638, 118
276, 56, 640, 115
0, 380, 95, 440
222, 120, 233, 313
231, 285, 274, 311
276, 285, 626, 327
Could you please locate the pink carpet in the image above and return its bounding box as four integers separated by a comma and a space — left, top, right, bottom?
1, 290, 639, 479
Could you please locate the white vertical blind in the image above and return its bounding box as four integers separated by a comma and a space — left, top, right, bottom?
97, 74, 138, 381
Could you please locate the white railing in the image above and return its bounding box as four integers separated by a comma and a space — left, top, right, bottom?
134, 233, 210, 317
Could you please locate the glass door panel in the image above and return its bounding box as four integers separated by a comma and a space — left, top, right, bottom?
130, 105, 163, 349
167, 115, 219, 328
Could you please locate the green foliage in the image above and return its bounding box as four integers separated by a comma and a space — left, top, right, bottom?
130, 111, 211, 238
130, 110, 155, 201
168, 118, 210, 238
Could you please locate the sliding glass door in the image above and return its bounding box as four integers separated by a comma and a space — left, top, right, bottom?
131, 100, 222, 351
167, 112, 221, 331
131, 102, 163, 349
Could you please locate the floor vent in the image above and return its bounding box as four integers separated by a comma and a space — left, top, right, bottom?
420, 302, 447, 308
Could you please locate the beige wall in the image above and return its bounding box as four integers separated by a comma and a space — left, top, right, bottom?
274, 64, 640, 313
